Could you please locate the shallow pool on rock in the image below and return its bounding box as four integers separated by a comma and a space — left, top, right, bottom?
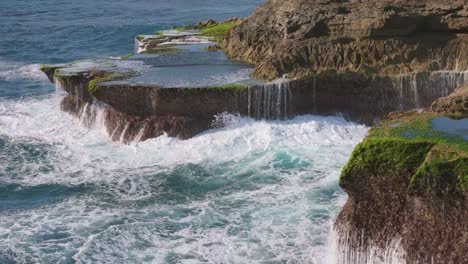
56, 36, 262, 89
431, 117, 468, 140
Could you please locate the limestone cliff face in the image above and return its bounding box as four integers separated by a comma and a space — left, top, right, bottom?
225, 0, 468, 80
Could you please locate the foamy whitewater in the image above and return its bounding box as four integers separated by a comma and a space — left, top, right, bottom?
0, 81, 367, 263
0, 1, 369, 262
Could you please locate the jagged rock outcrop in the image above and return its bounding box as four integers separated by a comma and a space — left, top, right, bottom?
431, 84, 468, 117
335, 86, 468, 263
225, 0, 468, 80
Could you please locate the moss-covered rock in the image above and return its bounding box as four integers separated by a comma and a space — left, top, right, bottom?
342, 111, 467, 197
87, 70, 137, 95
409, 156, 468, 196
175, 20, 241, 43
200, 21, 240, 42
40, 64, 65, 82
337, 99, 467, 263
140, 47, 181, 55
340, 138, 434, 187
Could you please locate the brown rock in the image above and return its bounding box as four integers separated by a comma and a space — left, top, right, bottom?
225, 0, 468, 80
431, 84, 468, 117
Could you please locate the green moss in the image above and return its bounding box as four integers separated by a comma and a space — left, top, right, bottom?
341, 138, 435, 182
409, 157, 468, 195
87, 69, 138, 95
341, 111, 467, 197
40, 64, 57, 73
120, 53, 135, 59
207, 83, 247, 90
369, 113, 468, 152
88, 72, 117, 95
141, 48, 180, 55
54, 69, 82, 82
200, 21, 240, 42
40, 64, 64, 77
136, 35, 145, 41
171, 27, 184, 32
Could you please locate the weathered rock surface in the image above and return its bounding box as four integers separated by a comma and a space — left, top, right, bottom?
226, 0, 468, 80
335, 87, 468, 263
431, 84, 468, 117
46, 65, 295, 142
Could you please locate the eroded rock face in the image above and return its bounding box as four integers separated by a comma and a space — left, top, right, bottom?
225, 0, 468, 80
431, 84, 468, 117
51, 69, 299, 142
54, 73, 250, 142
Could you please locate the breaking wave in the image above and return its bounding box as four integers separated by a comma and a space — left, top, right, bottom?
0, 92, 368, 263
0, 60, 48, 81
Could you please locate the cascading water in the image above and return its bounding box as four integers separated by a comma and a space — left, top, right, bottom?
411, 74, 419, 108
247, 80, 292, 120
429, 70, 468, 97
329, 229, 406, 264
393, 70, 468, 110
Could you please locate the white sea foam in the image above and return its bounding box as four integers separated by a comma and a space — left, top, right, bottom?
0, 93, 370, 263
0, 60, 48, 81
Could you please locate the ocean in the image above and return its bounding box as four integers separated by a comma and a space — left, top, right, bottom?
0, 0, 368, 263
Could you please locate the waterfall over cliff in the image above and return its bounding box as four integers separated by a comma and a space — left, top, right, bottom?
393, 71, 468, 110
247, 80, 292, 120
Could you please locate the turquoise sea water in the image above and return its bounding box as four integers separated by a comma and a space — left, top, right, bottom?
0, 0, 368, 263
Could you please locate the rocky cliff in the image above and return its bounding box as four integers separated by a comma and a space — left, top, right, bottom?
223, 0, 468, 123
334, 86, 467, 263
42, 1, 468, 143
226, 0, 468, 80
225, 2, 468, 261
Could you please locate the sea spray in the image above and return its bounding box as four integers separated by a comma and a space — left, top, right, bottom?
330, 226, 406, 264
0, 93, 368, 263
0, 61, 48, 82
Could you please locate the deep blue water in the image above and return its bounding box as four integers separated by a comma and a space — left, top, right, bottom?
0, 1, 368, 263
0, 0, 261, 98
